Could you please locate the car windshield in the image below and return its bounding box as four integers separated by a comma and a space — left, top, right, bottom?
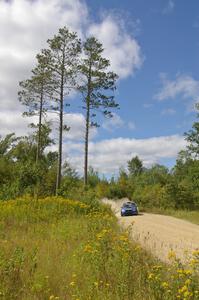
123, 203, 136, 208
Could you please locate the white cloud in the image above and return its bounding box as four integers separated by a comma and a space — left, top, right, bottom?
64, 135, 186, 174
102, 114, 136, 132
56, 113, 97, 141
163, 0, 175, 14
0, 110, 36, 137
0, 0, 88, 112
102, 113, 124, 131
88, 14, 143, 78
0, 110, 97, 142
155, 73, 199, 110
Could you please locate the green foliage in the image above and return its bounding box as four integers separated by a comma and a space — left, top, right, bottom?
128, 155, 143, 177
0, 133, 58, 200
184, 120, 199, 158
0, 133, 18, 157
87, 166, 101, 188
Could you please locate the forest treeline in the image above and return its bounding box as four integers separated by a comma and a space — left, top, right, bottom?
0, 26, 199, 210
0, 123, 199, 211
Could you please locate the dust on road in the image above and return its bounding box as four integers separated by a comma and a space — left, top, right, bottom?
102, 198, 199, 263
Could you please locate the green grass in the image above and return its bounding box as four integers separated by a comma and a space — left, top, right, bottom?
0, 196, 198, 300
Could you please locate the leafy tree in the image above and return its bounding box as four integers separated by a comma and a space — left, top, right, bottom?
146, 164, 169, 186
0, 127, 57, 199
0, 133, 19, 157
59, 162, 80, 197
128, 156, 143, 177
78, 37, 118, 186
117, 168, 133, 198
62, 161, 79, 179
184, 122, 199, 158
184, 104, 199, 158
41, 27, 81, 194
0, 134, 19, 189
87, 166, 101, 188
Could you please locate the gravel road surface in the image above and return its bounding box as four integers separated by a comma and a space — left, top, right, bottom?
102, 198, 199, 263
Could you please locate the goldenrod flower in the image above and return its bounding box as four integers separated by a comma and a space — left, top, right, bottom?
192, 249, 199, 256
185, 279, 191, 286
161, 282, 169, 289
148, 273, 153, 280
184, 269, 192, 275
168, 250, 176, 260
84, 244, 93, 253
178, 285, 188, 294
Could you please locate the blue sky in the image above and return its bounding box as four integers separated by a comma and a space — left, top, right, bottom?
86, 0, 199, 138
0, 0, 198, 175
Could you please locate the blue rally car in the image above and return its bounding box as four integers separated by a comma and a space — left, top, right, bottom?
121, 202, 138, 217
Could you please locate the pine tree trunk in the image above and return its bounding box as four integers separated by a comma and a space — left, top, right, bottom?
36, 86, 43, 164
56, 73, 64, 195
84, 99, 90, 186
84, 62, 91, 186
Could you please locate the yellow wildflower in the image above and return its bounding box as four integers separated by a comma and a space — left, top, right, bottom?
148, 273, 154, 280
84, 244, 93, 253
184, 291, 193, 298
189, 259, 198, 266
185, 279, 191, 286
161, 282, 169, 289
192, 249, 199, 256
178, 285, 188, 294
168, 250, 176, 260
184, 269, 192, 275
119, 235, 128, 242
134, 246, 141, 251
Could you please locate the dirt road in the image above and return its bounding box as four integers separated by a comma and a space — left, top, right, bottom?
102, 198, 199, 263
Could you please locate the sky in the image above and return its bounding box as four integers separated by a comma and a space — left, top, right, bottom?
0, 0, 198, 175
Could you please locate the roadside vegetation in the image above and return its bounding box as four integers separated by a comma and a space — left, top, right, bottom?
0, 196, 198, 300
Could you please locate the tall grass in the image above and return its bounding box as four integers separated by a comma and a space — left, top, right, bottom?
0, 196, 198, 299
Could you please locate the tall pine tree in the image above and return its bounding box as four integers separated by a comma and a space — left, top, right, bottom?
78, 37, 119, 185
18, 54, 52, 163
41, 27, 81, 194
